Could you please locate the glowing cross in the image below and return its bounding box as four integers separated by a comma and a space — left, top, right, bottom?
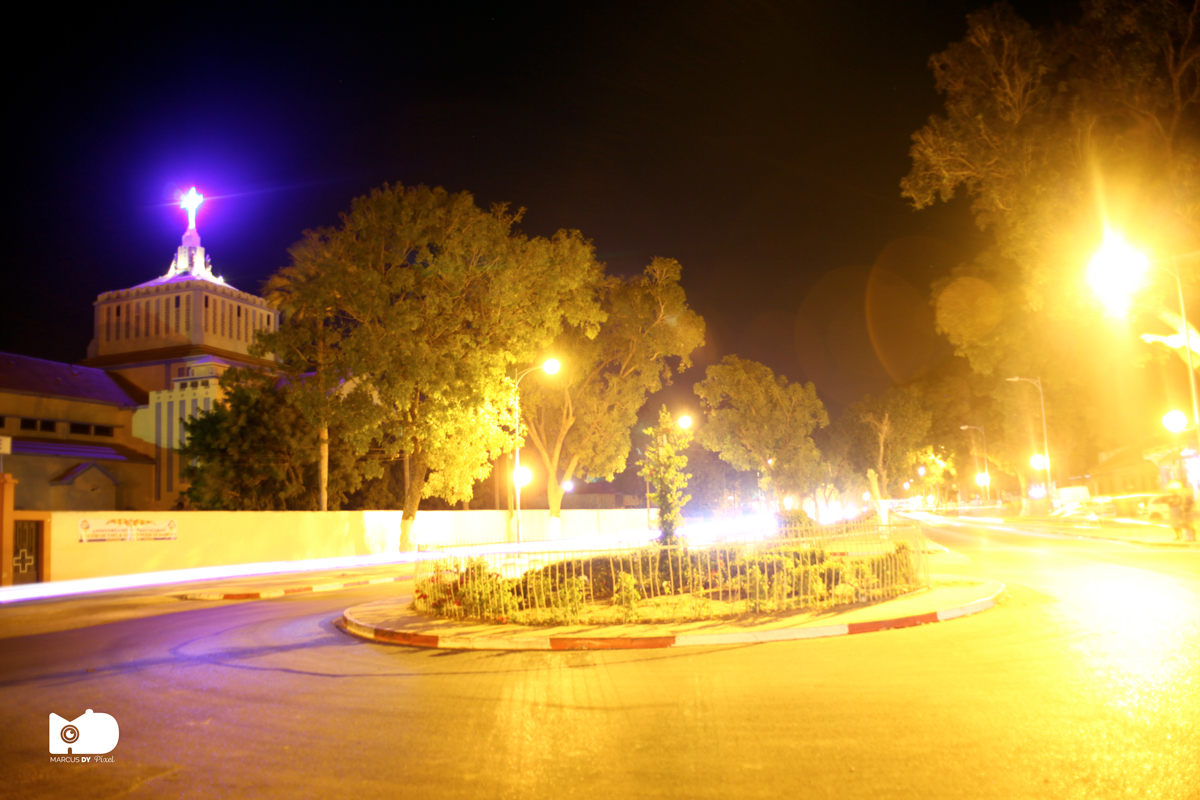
180, 187, 204, 230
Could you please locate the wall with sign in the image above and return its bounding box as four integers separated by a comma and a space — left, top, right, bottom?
41, 508, 656, 582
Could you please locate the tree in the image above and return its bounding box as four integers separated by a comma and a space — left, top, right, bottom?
258, 184, 605, 548
180, 369, 363, 510
521, 257, 705, 517
846, 385, 932, 500
902, 0, 1200, 470
637, 406, 694, 544
693, 356, 829, 503
258, 231, 383, 511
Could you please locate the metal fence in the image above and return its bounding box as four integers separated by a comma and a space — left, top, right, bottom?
412, 523, 930, 625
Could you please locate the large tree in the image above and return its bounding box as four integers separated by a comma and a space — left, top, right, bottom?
180, 369, 364, 510
693, 356, 829, 503
845, 385, 932, 500
902, 0, 1200, 473
520, 257, 705, 517
257, 184, 605, 548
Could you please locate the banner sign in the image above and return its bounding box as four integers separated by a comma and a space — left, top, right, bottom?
78, 518, 177, 543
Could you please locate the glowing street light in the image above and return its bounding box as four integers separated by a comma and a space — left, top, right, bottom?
960, 424, 990, 503
1164, 410, 1188, 433
512, 358, 562, 541
561, 479, 575, 493
1087, 227, 1148, 318
1030, 454, 1047, 471
513, 466, 532, 488
677, 414, 693, 430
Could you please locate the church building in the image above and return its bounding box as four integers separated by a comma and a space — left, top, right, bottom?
0, 188, 278, 511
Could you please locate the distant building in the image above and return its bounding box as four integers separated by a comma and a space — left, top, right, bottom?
1, 195, 277, 510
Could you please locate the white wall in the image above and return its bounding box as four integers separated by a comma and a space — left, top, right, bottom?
45, 508, 657, 582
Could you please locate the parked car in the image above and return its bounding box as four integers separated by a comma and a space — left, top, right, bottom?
1140, 495, 1175, 522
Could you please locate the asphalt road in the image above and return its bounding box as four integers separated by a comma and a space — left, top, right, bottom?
2, 525, 1197, 800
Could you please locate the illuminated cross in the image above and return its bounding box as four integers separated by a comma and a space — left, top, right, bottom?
14, 549, 34, 573
180, 187, 204, 230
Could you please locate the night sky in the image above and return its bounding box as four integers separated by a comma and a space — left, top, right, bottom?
8, 1, 1082, 414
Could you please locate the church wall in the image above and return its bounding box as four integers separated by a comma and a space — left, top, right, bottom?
0, 392, 138, 434
6, 456, 153, 511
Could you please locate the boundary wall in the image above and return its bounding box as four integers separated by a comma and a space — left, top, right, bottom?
34, 508, 656, 583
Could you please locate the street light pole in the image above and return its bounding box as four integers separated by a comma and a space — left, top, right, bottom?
1168, 256, 1200, 437
960, 425, 989, 503
1007, 376, 1051, 495
512, 359, 560, 543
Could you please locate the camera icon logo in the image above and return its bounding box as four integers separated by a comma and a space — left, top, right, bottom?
49, 710, 119, 755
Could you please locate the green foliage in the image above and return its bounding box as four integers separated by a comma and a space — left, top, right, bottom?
257, 183, 606, 543
613, 572, 642, 622
694, 356, 828, 502
844, 385, 932, 499
413, 532, 923, 624
522, 257, 705, 516
638, 406, 694, 544
180, 369, 364, 510
902, 0, 1200, 471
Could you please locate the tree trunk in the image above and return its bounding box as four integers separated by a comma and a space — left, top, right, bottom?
400, 449, 426, 551
547, 479, 564, 518
318, 425, 329, 512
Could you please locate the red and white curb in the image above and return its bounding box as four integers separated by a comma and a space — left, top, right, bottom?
185, 574, 412, 601
337, 582, 1005, 651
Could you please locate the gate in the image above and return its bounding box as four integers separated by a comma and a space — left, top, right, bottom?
12, 520, 42, 584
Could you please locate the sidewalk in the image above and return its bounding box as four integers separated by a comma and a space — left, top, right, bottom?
337, 573, 1003, 651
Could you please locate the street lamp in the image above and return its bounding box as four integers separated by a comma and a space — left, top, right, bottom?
1006, 376, 1051, 497
1088, 231, 1200, 439
512, 358, 561, 542
960, 424, 990, 503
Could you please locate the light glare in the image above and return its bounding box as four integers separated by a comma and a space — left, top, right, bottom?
1163, 410, 1188, 433
1087, 227, 1149, 318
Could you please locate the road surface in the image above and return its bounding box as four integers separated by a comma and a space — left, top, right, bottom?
2, 524, 1197, 799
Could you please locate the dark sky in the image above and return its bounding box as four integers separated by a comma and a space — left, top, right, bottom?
7, 1, 1081, 414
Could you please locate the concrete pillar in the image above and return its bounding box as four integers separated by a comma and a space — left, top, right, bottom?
1, 474, 17, 586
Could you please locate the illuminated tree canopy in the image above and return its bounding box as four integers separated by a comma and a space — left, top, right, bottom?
693, 356, 829, 502
520, 257, 705, 517
257, 183, 605, 546
903, 0, 1200, 474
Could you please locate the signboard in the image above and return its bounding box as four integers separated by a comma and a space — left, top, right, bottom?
0, 435, 11, 454
78, 518, 177, 543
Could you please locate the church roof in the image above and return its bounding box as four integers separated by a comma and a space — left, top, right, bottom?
0, 353, 147, 406
130, 270, 238, 291
10, 438, 155, 464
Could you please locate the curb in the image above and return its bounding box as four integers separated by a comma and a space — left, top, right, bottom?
336, 581, 1006, 651
185, 573, 411, 601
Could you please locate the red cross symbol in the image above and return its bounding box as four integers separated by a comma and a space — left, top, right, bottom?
14, 549, 34, 573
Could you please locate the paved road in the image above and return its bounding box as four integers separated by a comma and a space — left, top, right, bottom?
2, 525, 1197, 799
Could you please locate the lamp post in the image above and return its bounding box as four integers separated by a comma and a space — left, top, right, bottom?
1088, 232, 1200, 445
512, 358, 560, 542
1006, 376, 1051, 496
960, 425, 990, 503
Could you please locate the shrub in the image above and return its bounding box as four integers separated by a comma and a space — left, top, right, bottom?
613, 572, 642, 622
